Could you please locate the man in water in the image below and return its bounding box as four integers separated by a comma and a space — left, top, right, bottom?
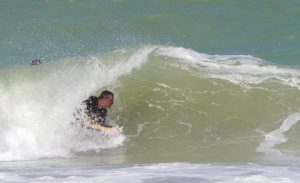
31, 59, 41, 65
73, 90, 114, 127
84, 90, 114, 126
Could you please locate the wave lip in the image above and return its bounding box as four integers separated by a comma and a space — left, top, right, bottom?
156, 46, 300, 86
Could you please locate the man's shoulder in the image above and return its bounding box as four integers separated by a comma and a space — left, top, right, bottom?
88, 96, 98, 100
83, 96, 98, 113
84, 96, 98, 103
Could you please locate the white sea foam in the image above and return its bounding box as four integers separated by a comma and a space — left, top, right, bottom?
256, 112, 300, 159
0, 163, 299, 183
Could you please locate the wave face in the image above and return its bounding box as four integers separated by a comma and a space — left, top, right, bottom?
0, 45, 299, 163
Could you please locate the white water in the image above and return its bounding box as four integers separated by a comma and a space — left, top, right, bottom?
0, 162, 299, 183
0, 46, 156, 161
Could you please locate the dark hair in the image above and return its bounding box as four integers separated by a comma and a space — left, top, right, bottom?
31, 59, 41, 65
99, 90, 114, 99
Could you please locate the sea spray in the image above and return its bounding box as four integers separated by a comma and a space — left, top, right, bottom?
0, 46, 156, 161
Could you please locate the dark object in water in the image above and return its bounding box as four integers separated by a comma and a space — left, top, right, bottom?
31, 59, 41, 65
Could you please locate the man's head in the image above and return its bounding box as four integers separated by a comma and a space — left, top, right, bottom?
98, 90, 114, 108
31, 59, 41, 65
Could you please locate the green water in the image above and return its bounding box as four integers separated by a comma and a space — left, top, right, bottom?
115, 54, 300, 163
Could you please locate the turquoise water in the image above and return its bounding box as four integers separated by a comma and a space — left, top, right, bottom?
1, 1, 300, 182
1, 0, 299, 67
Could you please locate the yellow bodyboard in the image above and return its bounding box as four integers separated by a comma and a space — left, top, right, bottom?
88, 123, 122, 132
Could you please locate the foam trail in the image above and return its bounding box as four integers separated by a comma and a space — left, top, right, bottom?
256, 112, 300, 157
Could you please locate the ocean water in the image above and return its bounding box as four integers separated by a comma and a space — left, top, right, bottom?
1, 1, 300, 182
